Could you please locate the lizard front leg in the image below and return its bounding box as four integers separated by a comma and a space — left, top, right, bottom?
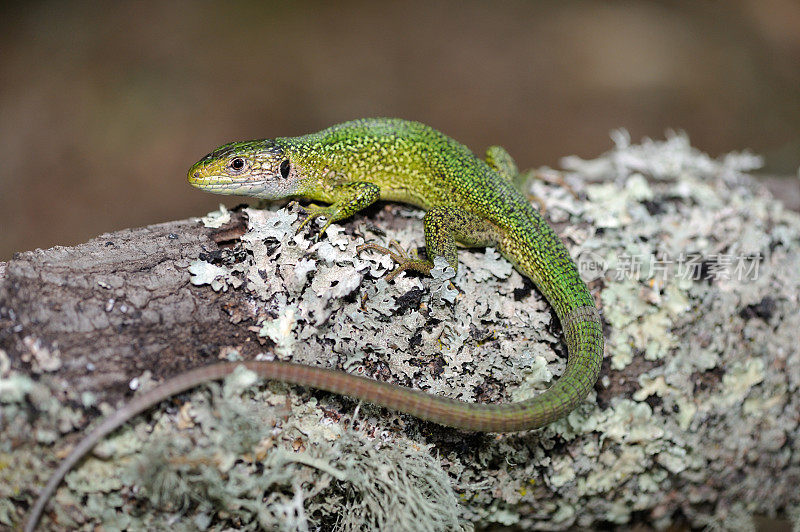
359, 206, 503, 281
297, 181, 380, 239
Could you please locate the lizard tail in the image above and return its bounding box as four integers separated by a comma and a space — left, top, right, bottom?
26, 309, 603, 529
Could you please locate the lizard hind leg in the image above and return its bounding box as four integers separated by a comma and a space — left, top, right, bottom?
358, 206, 503, 282
485, 145, 519, 181
484, 145, 576, 208
357, 241, 430, 282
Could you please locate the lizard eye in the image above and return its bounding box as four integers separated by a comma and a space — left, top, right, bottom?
229, 158, 245, 172
279, 159, 291, 179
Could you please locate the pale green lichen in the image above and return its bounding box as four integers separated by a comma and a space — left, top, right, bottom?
712, 358, 765, 409
0, 374, 34, 403
200, 204, 231, 228
188, 260, 245, 292
510, 351, 554, 402
258, 305, 298, 358
5, 132, 799, 529
114, 367, 465, 531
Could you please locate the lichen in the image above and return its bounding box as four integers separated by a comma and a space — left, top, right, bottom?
200, 204, 232, 228
189, 260, 244, 292
5, 131, 799, 529
112, 368, 465, 531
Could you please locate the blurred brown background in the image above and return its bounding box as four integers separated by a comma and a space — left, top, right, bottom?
1, 0, 799, 261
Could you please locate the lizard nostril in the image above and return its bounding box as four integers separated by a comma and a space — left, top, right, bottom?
193, 172, 199, 178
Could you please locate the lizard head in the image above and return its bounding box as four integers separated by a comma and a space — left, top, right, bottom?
187, 139, 301, 199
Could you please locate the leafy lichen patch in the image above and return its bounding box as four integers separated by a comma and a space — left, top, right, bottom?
4, 132, 799, 529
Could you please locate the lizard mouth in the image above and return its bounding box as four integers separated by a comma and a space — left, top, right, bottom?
188, 175, 269, 196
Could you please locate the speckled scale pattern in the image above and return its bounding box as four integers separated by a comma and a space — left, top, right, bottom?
191, 118, 604, 431
23, 121, 609, 531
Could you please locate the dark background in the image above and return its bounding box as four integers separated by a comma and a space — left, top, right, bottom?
1, 0, 799, 261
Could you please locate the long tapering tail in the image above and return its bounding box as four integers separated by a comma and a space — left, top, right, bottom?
26, 305, 602, 530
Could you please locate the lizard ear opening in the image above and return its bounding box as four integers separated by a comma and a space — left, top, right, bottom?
279, 159, 291, 179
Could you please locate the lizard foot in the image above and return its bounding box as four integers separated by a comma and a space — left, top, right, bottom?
297, 204, 336, 240
357, 241, 433, 282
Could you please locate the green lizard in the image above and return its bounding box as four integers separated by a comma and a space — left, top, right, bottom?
25, 118, 603, 530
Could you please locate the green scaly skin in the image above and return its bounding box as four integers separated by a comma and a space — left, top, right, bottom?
187, 118, 604, 428
25, 118, 603, 531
